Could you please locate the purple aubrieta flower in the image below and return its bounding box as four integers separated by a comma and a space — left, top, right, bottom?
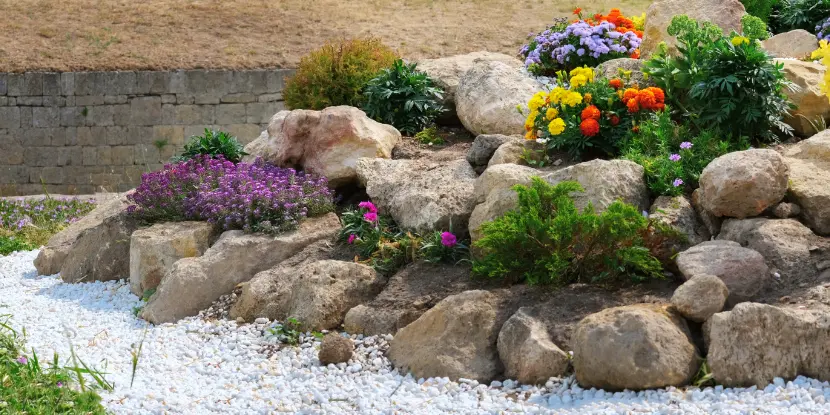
679, 142, 693, 150
347, 234, 357, 244
441, 232, 457, 248
673, 178, 684, 187
669, 154, 681, 162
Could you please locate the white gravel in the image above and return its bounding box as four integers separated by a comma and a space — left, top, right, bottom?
3, 249, 830, 414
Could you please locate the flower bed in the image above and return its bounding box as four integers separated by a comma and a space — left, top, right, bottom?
0, 197, 96, 254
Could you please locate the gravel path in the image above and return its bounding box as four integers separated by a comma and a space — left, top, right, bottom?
3, 249, 830, 414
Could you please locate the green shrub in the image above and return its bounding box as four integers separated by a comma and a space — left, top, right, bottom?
643, 15, 793, 143
741, 0, 780, 24
361, 59, 445, 135
0, 236, 36, 255
174, 129, 248, 163
283, 38, 399, 110
622, 111, 749, 197
472, 179, 668, 285
414, 126, 445, 146
773, 0, 830, 32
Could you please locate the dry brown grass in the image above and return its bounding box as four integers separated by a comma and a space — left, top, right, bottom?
0, 0, 652, 72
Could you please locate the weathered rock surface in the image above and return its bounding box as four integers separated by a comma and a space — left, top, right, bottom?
456, 60, 543, 136
783, 131, 830, 235
487, 140, 543, 168
230, 260, 386, 330
542, 159, 650, 213
650, 195, 710, 246
141, 213, 340, 324
356, 157, 477, 233
243, 106, 401, 187
691, 188, 722, 236
641, 0, 746, 58
466, 134, 517, 173
387, 290, 504, 382
129, 221, 217, 296
778, 60, 830, 137
718, 218, 815, 276
698, 149, 789, 218
762, 30, 819, 59
676, 240, 769, 304
34, 193, 126, 276
318, 334, 354, 365
771, 202, 802, 219
705, 303, 830, 387
468, 164, 538, 245
572, 304, 699, 390
59, 196, 137, 283
497, 308, 570, 384
596, 58, 654, 87
670, 275, 729, 322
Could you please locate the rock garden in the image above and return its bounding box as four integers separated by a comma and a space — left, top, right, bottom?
5, 0, 830, 413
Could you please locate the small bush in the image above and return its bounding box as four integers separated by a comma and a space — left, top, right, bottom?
472, 179, 667, 285
414, 126, 445, 146
741, 0, 780, 24
174, 129, 248, 163
361, 59, 446, 135
774, 0, 830, 33
0, 236, 36, 255
283, 38, 399, 110
127, 156, 335, 234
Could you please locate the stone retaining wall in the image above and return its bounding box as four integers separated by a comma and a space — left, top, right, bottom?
0, 69, 293, 195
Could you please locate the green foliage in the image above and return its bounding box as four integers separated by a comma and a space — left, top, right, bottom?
773, 0, 830, 32
472, 179, 667, 285
643, 15, 794, 144
414, 126, 445, 146
174, 129, 248, 163
741, 15, 771, 40
622, 110, 749, 196
361, 59, 446, 135
0, 236, 36, 255
741, 0, 780, 24
268, 318, 323, 346
419, 231, 469, 264
283, 38, 399, 110
0, 315, 108, 414
0, 197, 96, 250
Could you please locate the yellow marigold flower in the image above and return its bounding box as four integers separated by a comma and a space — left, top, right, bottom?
570, 74, 589, 88
632, 13, 646, 31
528, 96, 545, 112
569, 67, 595, 83
545, 107, 559, 120
561, 91, 583, 107
548, 118, 566, 136
525, 130, 536, 140
524, 110, 539, 130
584, 93, 593, 103
549, 87, 567, 105
731, 36, 750, 46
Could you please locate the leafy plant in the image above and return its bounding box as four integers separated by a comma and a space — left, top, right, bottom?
361, 59, 446, 135
773, 0, 830, 33
267, 318, 323, 346
643, 15, 794, 143
0, 197, 96, 251
0, 236, 36, 255
174, 129, 248, 163
741, 15, 771, 41
419, 231, 470, 264
472, 179, 669, 285
414, 126, 445, 146
338, 201, 418, 274
741, 0, 780, 24
283, 38, 398, 110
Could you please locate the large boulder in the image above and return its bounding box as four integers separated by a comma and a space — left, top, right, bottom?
541, 159, 650, 213
718, 218, 816, 277
691, 188, 722, 236
417, 52, 522, 124
596, 58, 654, 88
229, 260, 386, 330
466, 134, 517, 173
670, 274, 729, 323
59, 197, 138, 283
129, 221, 217, 296
243, 106, 401, 187
487, 140, 544, 168
468, 164, 538, 245
355, 158, 477, 233
705, 303, 830, 387
34, 193, 126, 276
649, 195, 711, 265
778, 60, 830, 137
783, 131, 830, 235
387, 290, 504, 382
497, 308, 570, 385
141, 213, 340, 324
455, 60, 543, 136
572, 304, 699, 390
676, 240, 769, 304
698, 149, 789, 218
762, 30, 819, 59
641, 0, 746, 58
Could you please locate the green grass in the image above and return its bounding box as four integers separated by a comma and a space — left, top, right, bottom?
0, 315, 109, 414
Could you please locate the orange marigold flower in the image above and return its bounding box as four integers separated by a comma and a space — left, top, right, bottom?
583, 93, 593, 103
594, 13, 603, 21
573, 7, 582, 15
630, 49, 641, 59
581, 105, 601, 121
637, 89, 657, 110
580, 118, 601, 137
609, 78, 623, 89
609, 114, 621, 126
654, 103, 666, 111
627, 98, 640, 113
646, 87, 665, 104
622, 88, 639, 102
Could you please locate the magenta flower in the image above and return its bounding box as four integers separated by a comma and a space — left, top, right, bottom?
363, 212, 378, 223
347, 234, 357, 244
16, 356, 27, 365
358, 201, 378, 213
672, 178, 684, 187
679, 142, 693, 149
56, 382, 64, 387
441, 232, 457, 247
669, 154, 681, 162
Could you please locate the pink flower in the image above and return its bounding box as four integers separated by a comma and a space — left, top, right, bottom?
16, 356, 27, 365
56, 382, 64, 387
363, 212, 378, 223
669, 154, 681, 162
440, 232, 457, 247
679, 141, 693, 149
347, 234, 357, 244
672, 178, 684, 187
358, 201, 377, 213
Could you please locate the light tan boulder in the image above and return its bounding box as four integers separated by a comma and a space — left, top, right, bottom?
778, 60, 830, 137
641, 0, 746, 58
34, 193, 126, 276
698, 149, 789, 218
243, 106, 401, 187
497, 308, 570, 384
388, 290, 504, 382
572, 304, 699, 390
141, 213, 339, 324
541, 159, 650, 213
670, 274, 729, 322
230, 260, 386, 331
129, 221, 217, 296
469, 164, 538, 245
456, 60, 543, 136
705, 303, 830, 387
718, 218, 815, 276
691, 188, 722, 236
487, 140, 545, 168
783, 131, 830, 234
762, 30, 819, 59
676, 240, 768, 304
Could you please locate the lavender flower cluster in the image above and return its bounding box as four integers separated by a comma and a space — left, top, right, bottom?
817, 18, 830, 42
0, 197, 95, 231
520, 20, 641, 75
127, 156, 335, 234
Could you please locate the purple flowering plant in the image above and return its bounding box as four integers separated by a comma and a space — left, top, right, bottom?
818, 18, 830, 42
128, 155, 334, 234
520, 17, 641, 75
0, 196, 96, 254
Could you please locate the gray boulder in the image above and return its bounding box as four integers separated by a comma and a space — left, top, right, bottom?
698, 149, 789, 218
676, 240, 769, 304
497, 308, 569, 384
670, 275, 729, 322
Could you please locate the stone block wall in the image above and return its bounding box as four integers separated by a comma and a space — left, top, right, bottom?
0, 69, 293, 195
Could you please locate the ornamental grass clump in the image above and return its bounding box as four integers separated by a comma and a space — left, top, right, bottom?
127, 156, 334, 234
472, 179, 669, 286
